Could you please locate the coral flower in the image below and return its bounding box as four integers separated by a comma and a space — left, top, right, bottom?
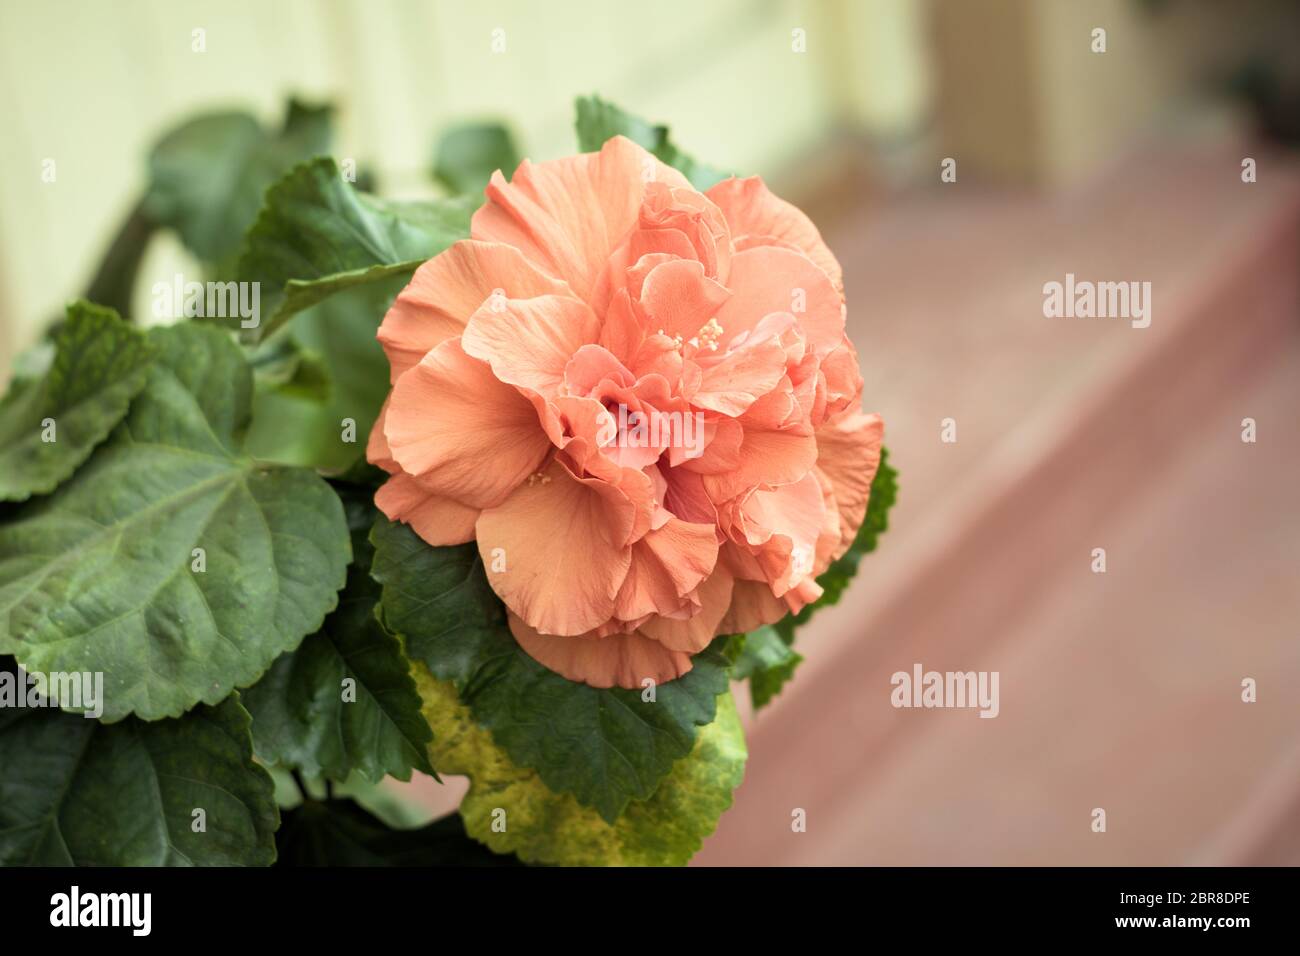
369, 136, 883, 688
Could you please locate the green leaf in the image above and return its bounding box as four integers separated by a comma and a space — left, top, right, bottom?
243, 563, 434, 783
236, 157, 474, 341
331, 476, 383, 567
774, 445, 898, 641
0, 302, 153, 502
574, 95, 729, 191
731, 626, 803, 711
242, 277, 404, 471
416, 666, 744, 866
8, 336, 56, 384
246, 334, 332, 403
370, 518, 731, 824
146, 99, 333, 265
0, 322, 351, 722
0, 675, 278, 866
275, 800, 521, 866
432, 122, 520, 195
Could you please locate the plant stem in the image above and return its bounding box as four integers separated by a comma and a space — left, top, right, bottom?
83, 195, 158, 318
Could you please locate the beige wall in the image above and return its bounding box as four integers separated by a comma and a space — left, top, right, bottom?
0, 0, 936, 378
5, 1, 1289, 373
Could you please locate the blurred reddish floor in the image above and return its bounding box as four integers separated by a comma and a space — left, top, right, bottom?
695, 139, 1300, 865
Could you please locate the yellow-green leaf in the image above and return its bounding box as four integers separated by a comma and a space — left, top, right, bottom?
414, 664, 746, 866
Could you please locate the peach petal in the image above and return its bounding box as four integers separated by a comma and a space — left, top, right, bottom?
782, 575, 824, 616
739, 380, 801, 432
462, 294, 600, 397
678, 417, 744, 474
661, 467, 719, 526
593, 183, 730, 311
613, 553, 685, 623
637, 258, 731, 343
552, 394, 616, 464
613, 516, 719, 621
739, 471, 828, 596
385, 339, 552, 508
564, 343, 635, 394
476, 459, 634, 636
609, 465, 657, 543
471, 136, 692, 304
374, 474, 479, 546
625, 227, 699, 268
641, 566, 734, 653
366, 397, 398, 473
811, 466, 847, 573
597, 289, 643, 367
819, 334, 865, 419
691, 338, 788, 417
702, 423, 818, 502
706, 176, 843, 292
719, 577, 790, 634
815, 410, 885, 557
639, 183, 732, 280
508, 614, 692, 689
630, 332, 686, 386
714, 246, 844, 357
625, 252, 679, 301
377, 240, 572, 383
552, 394, 665, 479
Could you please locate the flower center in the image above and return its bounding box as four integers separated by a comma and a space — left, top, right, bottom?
692, 316, 723, 352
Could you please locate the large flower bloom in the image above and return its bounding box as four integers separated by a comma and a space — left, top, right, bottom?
369, 136, 883, 689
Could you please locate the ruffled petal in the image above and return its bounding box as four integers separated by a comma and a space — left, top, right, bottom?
377, 240, 572, 383
374, 474, 479, 546
509, 613, 693, 689
366, 397, 399, 473
691, 338, 787, 417
706, 176, 843, 292
714, 245, 844, 357
815, 410, 884, 558
461, 294, 600, 397
476, 459, 635, 636
640, 566, 734, 653
385, 339, 552, 508
471, 135, 692, 304
719, 576, 789, 634
736, 471, 828, 596
613, 516, 719, 621
702, 421, 818, 503
636, 258, 731, 343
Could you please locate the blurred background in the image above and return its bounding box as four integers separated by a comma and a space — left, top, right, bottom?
2, 0, 1298, 865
